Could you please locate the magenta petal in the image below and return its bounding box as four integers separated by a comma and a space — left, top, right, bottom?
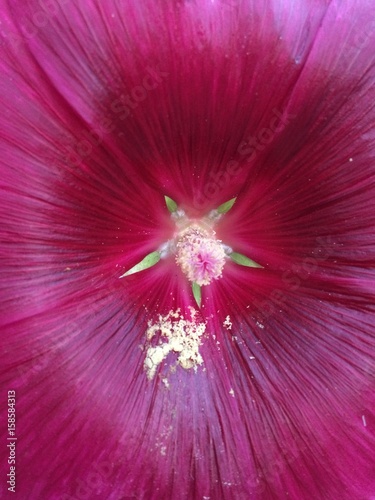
1, 1, 375, 499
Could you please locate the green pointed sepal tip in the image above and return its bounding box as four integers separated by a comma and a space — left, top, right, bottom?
216, 197, 237, 214
230, 252, 263, 268
192, 282, 202, 308
120, 251, 161, 278
164, 195, 178, 213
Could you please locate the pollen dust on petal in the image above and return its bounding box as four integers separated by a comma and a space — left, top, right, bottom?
144, 308, 206, 380
223, 315, 232, 330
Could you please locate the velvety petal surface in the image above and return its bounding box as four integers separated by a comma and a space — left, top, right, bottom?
0, 1, 375, 499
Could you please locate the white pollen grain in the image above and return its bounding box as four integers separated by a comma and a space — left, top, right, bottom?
362, 415, 367, 427
223, 315, 232, 330
162, 378, 170, 389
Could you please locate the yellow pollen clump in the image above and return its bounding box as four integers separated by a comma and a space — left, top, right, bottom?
144, 308, 205, 380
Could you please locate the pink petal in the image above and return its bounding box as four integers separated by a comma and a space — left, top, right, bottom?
0, 1, 374, 499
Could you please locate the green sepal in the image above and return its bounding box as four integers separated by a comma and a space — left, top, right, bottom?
216, 197, 237, 214
192, 282, 202, 308
120, 251, 161, 277
230, 252, 263, 268
164, 196, 178, 213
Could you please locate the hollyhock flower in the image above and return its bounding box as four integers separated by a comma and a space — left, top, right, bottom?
1, 0, 375, 498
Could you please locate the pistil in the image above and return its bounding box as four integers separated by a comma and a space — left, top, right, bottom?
175, 225, 226, 286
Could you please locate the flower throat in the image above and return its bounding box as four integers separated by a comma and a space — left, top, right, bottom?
120, 196, 262, 307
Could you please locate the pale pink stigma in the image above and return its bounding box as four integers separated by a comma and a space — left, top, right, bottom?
175, 226, 226, 285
